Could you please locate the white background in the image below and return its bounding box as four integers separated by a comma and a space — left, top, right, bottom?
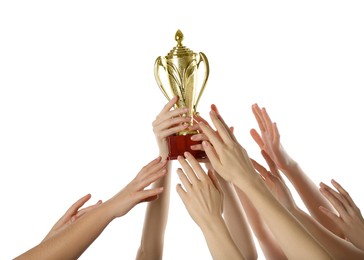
1, 1, 364, 259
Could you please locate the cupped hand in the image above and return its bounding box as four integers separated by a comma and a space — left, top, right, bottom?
105, 156, 168, 219
152, 96, 191, 156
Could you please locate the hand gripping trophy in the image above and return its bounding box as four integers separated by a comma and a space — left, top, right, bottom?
154, 30, 210, 160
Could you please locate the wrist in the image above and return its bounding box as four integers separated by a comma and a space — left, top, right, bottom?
100, 199, 123, 222
200, 215, 227, 235
281, 160, 301, 179
287, 205, 301, 216
233, 171, 264, 194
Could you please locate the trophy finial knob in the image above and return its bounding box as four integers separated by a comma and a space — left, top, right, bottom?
175, 30, 184, 46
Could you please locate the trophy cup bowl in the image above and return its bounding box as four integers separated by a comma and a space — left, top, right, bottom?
154, 30, 209, 160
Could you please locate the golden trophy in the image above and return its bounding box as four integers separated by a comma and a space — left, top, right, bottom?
154, 30, 209, 160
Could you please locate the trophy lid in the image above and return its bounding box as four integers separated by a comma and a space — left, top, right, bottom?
166, 30, 195, 58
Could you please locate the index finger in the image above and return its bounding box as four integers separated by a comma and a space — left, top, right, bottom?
211, 104, 237, 142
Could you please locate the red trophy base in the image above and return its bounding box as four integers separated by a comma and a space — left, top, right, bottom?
167, 134, 207, 160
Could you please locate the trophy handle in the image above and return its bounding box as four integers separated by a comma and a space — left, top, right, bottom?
194, 52, 209, 113
154, 56, 172, 101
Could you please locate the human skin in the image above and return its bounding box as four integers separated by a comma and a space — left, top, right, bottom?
15, 156, 167, 260
198, 106, 332, 260
233, 186, 287, 260
176, 152, 246, 260
41, 194, 102, 242
136, 96, 191, 260
319, 179, 364, 251
254, 151, 364, 259
190, 110, 257, 260
250, 103, 344, 238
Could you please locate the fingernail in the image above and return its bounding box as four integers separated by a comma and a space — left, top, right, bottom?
190, 145, 197, 150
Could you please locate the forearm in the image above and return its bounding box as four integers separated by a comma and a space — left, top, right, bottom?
284, 163, 345, 237
201, 216, 245, 260
137, 162, 171, 259
219, 178, 257, 260
234, 186, 286, 260
290, 208, 364, 259
235, 177, 332, 260
15, 206, 113, 260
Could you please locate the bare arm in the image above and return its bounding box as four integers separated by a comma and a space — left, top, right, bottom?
176, 153, 245, 260
319, 179, 364, 250
190, 110, 257, 259
136, 96, 190, 260
291, 207, 364, 259
253, 151, 364, 260
41, 194, 102, 243
234, 186, 287, 260
15, 157, 167, 260
216, 172, 257, 260
136, 163, 171, 260
250, 103, 344, 238
200, 107, 332, 260
282, 162, 344, 236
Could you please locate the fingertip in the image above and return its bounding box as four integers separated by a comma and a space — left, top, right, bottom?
190, 144, 200, 150
177, 155, 184, 161
176, 183, 183, 193
211, 104, 218, 113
